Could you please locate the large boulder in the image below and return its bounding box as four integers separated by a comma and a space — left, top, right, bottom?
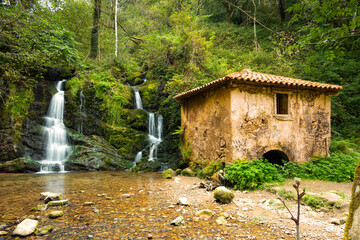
344, 159, 360, 240
65, 135, 133, 171
132, 158, 161, 172
12, 219, 38, 237
0, 157, 40, 173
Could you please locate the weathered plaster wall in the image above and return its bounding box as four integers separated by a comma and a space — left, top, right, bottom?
230, 84, 331, 163
181, 86, 232, 163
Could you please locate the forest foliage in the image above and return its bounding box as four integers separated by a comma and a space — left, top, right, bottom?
0, 0, 359, 165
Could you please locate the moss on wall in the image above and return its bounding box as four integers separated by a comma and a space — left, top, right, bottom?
344, 159, 360, 240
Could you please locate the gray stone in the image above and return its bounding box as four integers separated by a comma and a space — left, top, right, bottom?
330, 218, 341, 225
40, 192, 62, 203
84, 202, 95, 206
170, 216, 184, 226
12, 219, 38, 237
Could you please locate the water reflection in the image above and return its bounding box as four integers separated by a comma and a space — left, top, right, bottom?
43, 173, 65, 193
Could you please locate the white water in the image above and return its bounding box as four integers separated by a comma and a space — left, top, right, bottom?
131, 86, 163, 162
39, 80, 70, 173
131, 86, 143, 109
148, 113, 163, 161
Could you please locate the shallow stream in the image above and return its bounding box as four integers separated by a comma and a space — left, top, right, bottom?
0, 172, 292, 239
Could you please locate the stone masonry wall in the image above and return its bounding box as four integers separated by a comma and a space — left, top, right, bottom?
230, 83, 331, 163
181, 86, 232, 164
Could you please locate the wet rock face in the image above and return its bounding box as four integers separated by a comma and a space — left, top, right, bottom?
0, 157, 40, 173
65, 133, 134, 171
344, 160, 360, 240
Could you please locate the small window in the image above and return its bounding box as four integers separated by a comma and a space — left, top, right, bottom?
276, 93, 288, 114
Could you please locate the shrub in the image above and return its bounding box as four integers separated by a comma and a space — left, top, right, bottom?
225, 159, 284, 190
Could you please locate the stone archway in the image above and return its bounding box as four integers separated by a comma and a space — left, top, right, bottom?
262, 150, 289, 165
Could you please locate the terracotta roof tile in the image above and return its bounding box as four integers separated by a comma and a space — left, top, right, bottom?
174, 69, 342, 101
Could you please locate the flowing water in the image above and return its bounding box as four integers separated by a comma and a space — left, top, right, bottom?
131, 86, 163, 162
39, 80, 70, 173
0, 172, 292, 239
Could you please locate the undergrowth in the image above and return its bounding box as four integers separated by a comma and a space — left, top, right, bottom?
225, 139, 360, 190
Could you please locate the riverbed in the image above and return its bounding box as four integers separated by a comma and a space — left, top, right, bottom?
0, 171, 348, 239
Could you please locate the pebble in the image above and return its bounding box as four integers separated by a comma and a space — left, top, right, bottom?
0, 231, 8, 236
49, 210, 64, 219
170, 216, 184, 226
84, 202, 95, 206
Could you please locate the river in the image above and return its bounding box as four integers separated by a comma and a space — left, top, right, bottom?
0, 171, 297, 239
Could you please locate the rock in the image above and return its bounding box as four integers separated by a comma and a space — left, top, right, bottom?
147, 233, 153, 239
132, 158, 161, 172
216, 216, 227, 225
175, 169, 182, 175
31, 204, 47, 211
65, 134, 134, 171
0, 230, 8, 235
340, 217, 348, 224
84, 202, 95, 206
181, 168, 196, 177
162, 169, 176, 179
47, 199, 69, 206
40, 192, 62, 203
177, 197, 190, 206
0, 157, 40, 173
317, 192, 343, 205
213, 186, 234, 204
120, 193, 134, 198
330, 218, 341, 225
49, 210, 64, 218
35, 226, 53, 236
170, 216, 184, 226
196, 209, 213, 220
12, 219, 38, 237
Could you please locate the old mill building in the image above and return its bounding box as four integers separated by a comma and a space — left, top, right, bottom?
173, 69, 342, 164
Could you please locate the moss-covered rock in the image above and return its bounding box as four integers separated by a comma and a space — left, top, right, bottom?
121, 109, 148, 132
137, 81, 161, 112
175, 169, 182, 175
213, 186, 234, 204
162, 169, 176, 179
65, 135, 133, 171
0, 157, 40, 173
35, 225, 52, 236
181, 168, 196, 177
49, 211, 63, 219
132, 158, 161, 172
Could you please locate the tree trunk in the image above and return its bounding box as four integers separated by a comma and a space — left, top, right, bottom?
114, 0, 118, 57
90, 0, 101, 59
278, 0, 286, 24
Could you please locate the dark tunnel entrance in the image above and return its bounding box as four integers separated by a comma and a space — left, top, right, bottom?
262, 150, 289, 165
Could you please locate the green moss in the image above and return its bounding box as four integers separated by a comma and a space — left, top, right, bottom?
162, 169, 176, 179
344, 159, 360, 239
181, 168, 196, 177
213, 187, 234, 204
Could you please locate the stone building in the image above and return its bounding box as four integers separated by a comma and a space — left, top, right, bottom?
173, 69, 342, 164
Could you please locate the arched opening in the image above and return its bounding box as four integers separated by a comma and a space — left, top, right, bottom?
262, 150, 289, 165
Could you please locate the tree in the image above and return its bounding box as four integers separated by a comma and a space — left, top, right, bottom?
91, 0, 101, 58
287, 0, 360, 58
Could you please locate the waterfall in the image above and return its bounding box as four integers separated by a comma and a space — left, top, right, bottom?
130, 86, 163, 162
131, 86, 143, 109
39, 80, 70, 173
78, 90, 85, 134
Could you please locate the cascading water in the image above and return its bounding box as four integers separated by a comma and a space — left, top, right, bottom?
131, 86, 163, 162
39, 80, 70, 173
131, 86, 143, 109
148, 113, 163, 161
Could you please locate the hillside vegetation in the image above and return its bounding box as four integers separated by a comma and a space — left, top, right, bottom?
0, 0, 359, 174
